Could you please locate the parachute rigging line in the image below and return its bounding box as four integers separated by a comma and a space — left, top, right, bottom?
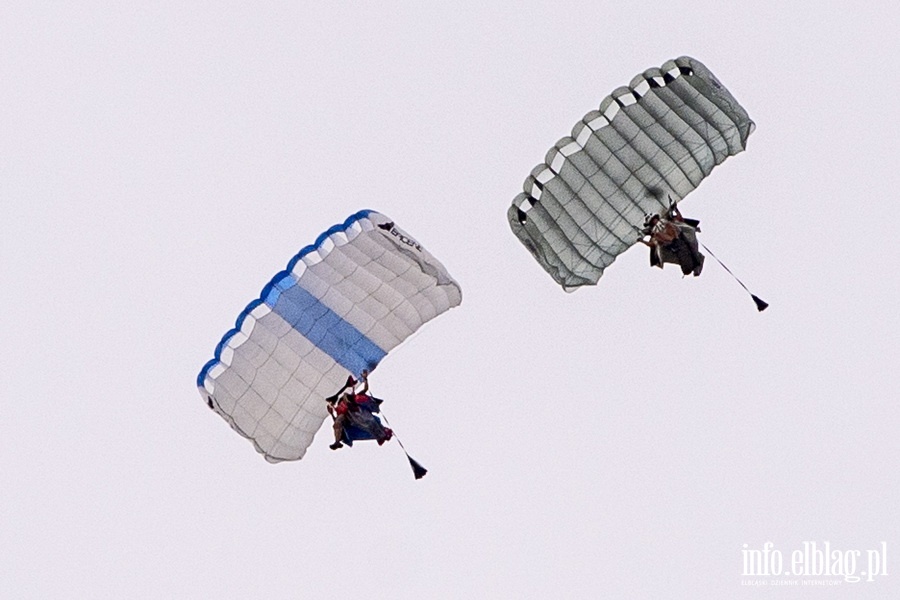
378, 409, 428, 480
700, 242, 768, 312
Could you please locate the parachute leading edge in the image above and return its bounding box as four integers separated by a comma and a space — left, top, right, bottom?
508, 56, 755, 291
197, 210, 462, 462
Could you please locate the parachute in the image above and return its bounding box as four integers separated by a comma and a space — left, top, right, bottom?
197, 210, 462, 462
508, 56, 755, 290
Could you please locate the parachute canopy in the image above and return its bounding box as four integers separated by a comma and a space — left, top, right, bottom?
197, 210, 462, 462
508, 56, 755, 290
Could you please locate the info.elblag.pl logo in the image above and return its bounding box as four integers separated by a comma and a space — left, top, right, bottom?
741, 542, 889, 587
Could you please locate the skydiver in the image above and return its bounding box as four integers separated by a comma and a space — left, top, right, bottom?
638, 201, 704, 277
326, 370, 392, 450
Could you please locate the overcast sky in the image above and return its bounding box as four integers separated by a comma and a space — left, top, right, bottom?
3, 2, 898, 598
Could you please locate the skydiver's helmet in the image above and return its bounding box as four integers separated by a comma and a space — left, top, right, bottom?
643, 212, 660, 230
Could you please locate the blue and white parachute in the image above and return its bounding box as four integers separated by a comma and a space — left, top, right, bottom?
197, 210, 462, 462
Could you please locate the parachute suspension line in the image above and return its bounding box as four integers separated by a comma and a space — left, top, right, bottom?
377, 410, 428, 480
699, 243, 768, 312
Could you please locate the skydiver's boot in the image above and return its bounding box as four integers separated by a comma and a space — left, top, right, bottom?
330, 441, 343, 450
377, 429, 393, 445
693, 252, 705, 276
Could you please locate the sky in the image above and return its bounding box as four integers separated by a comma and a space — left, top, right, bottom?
2, 2, 899, 598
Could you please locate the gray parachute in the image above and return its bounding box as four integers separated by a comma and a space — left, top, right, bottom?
508, 56, 755, 291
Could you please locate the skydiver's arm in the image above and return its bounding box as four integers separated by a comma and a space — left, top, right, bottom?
358, 369, 369, 394
344, 375, 357, 390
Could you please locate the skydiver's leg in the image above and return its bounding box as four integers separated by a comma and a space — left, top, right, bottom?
650, 245, 661, 268
666, 238, 694, 275
330, 415, 345, 450
678, 228, 704, 276
355, 409, 388, 443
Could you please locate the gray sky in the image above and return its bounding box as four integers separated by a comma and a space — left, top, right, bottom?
3, 2, 898, 598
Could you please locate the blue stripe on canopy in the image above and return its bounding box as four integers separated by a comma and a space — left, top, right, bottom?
267, 275, 387, 377
196, 209, 377, 388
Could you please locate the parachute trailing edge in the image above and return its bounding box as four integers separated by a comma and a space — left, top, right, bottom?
197, 210, 461, 462
508, 56, 755, 291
